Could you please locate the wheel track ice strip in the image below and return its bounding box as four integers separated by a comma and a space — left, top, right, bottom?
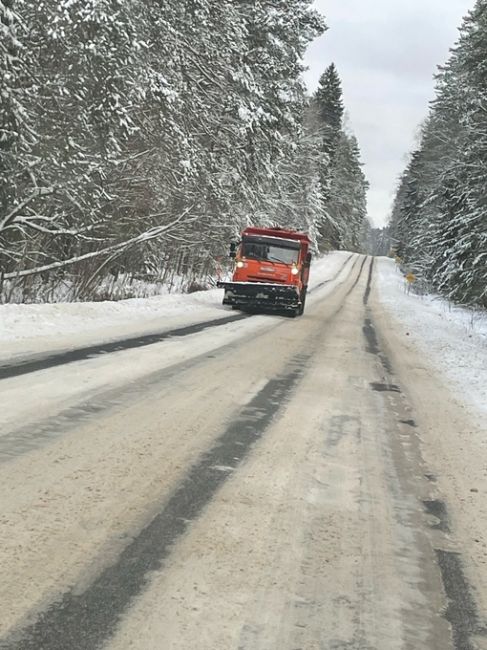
0, 350, 217, 464
363, 265, 487, 650
309, 252, 355, 294
343, 255, 368, 298
363, 257, 375, 305
0, 313, 249, 382
0, 255, 357, 382
0, 259, 362, 463
0, 355, 311, 650
0, 309, 294, 463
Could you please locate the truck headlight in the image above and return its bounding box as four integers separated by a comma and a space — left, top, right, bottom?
291, 267, 300, 275
236, 261, 245, 269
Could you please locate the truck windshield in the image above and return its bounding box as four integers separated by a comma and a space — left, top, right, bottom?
241, 239, 300, 265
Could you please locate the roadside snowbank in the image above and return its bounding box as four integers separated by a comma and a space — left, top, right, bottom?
376, 257, 487, 421
0, 252, 352, 358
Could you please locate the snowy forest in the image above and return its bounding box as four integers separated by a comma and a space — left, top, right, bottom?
390, 0, 487, 309
0, 1, 369, 303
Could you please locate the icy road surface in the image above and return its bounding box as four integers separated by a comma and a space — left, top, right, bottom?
0, 254, 486, 650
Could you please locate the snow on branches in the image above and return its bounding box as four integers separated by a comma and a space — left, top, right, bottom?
0, 1, 368, 303
390, 0, 487, 309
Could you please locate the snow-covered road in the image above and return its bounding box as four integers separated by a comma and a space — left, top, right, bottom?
0, 253, 352, 361
0, 254, 485, 650
0, 253, 354, 437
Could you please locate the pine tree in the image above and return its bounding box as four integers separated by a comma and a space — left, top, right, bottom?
313, 63, 345, 248
390, 0, 487, 308
315, 63, 344, 163
327, 132, 369, 250
312, 63, 369, 250
436, 0, 487, 306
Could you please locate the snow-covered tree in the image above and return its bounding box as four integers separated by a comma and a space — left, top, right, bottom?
0, 0, 35, 251
312, 63, 368, 250
327, 132, 369, 251
315, 63, 344, 163
390, 0, 487, 308
0, 1, 370, 302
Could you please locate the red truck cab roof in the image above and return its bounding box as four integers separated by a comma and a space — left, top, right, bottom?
241, 227, 311, 245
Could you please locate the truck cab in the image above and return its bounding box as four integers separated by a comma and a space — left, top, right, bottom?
217, 227, 311, 316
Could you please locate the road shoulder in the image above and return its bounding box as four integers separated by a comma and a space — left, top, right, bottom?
371, 286, 487, 626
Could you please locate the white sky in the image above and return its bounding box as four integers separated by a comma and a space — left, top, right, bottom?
303, 0, 474, 228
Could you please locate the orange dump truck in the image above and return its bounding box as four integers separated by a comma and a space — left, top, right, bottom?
217, 227, 312, 316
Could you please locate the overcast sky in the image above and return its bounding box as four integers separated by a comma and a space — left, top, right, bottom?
303, 0, 474, 228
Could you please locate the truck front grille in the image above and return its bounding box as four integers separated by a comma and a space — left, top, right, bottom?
247, 276, 288, 283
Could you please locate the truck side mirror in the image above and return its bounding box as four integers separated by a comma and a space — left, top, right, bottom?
229, 242, 237, 259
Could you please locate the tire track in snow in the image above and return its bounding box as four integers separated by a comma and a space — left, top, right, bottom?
0, 254, 357, 382
0, 314, 248, 382
0, 355, 311, 650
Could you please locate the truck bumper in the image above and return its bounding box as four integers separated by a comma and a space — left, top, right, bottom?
216, 281, 301, 311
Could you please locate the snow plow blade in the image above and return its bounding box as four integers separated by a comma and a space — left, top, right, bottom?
217, 281, 300, 311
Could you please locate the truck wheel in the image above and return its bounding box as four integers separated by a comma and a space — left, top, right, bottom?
297, 288, 307, 316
